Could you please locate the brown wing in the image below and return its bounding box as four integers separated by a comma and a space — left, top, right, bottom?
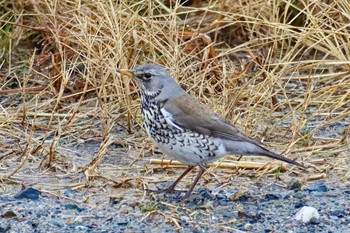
162, 92, 254, 142
162, 93, 305, 168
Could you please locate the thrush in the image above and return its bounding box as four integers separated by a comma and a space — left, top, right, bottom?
118, 64, 304, 200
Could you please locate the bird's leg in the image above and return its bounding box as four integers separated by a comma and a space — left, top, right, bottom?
155, 166, 194, 194
182, 167, 206, 200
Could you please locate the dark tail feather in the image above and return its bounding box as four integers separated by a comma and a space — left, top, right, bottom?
258, 146, 306, 169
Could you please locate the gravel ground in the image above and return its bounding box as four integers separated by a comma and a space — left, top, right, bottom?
1, 179, 349, 232
1, 120, 349, 233
1, 141, 349, 233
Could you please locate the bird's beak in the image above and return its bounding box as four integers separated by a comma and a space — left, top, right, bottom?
117, 69, 135, 78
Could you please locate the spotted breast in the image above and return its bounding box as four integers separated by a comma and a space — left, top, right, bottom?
140, 96, 226, 167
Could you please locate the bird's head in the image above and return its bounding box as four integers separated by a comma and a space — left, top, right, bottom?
118, 64, 184, 101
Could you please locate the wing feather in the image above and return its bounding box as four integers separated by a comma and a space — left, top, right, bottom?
161, 93, 305, 168
162, 93, 251, 142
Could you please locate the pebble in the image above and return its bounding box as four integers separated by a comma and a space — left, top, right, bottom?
330, 209, 345, 218
109, 196, 123, 205
215, 188, 235, 201
197, 188, 215, 200
294, 201, 307, 208
186, 188, 215, 207
74, 225, 88, 231
294, 206, 320, 224
116, 218, 128, 226
0, 224, 10, 232
63, 188, 78, 197
287, 179, 302, 190
14, 187, 40, 200
238, 208, 261, 221
1, 210, 17, 218
74, 216, 83, 223
48, 220, 64, 228
243, 223, 253, 229
306, 181, 328, 192
293, 191, 308, 199
262, 193, 281, 201
1, 177, 349, 232
64, 203, 81, 211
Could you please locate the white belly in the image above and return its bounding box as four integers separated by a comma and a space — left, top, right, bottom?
149, 130, 227, 166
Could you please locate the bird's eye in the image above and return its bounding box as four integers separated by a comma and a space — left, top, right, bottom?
144, 73, 152, 79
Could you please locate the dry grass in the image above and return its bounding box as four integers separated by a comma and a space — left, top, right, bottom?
0, 0, 349, 194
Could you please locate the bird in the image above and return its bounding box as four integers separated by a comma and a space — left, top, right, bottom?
117, 64, 304, 200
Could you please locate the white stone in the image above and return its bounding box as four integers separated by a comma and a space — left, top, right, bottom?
294, 206, 320, 223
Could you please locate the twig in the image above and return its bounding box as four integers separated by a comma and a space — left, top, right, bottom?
150, 159, 288, 171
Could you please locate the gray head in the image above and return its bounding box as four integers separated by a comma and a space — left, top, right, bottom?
118, 64, 184, 101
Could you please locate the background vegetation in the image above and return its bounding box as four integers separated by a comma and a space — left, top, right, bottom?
0, 0, 349, 189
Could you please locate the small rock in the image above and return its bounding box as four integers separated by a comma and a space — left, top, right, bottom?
294, 206, 320, 224
48, 220, 64, 228
293, 191, 307, 199
1, 210, 17, 218
306, 181, 328, 192
330, 209, 345, 218
215, 188, 236, 201
109, 196, 123, 205
28, 220, 39, 228
238, 209, 261, 222
74, 216, 83, 223
294, 201, 307, 208
0, 224, 10, 233
14, 187, 40, 200
263, 193, 281, 201
197, 188, 215, 200
310, 191, 325, 197
116, 218, 128, 226
243, 223, 252, 229
64, 203, 81, 211
64, 188, 78, 197
74, 225, 88, 231
230, 190, 250, 202
186, 188, 213, 207
287, 179, 302, 190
